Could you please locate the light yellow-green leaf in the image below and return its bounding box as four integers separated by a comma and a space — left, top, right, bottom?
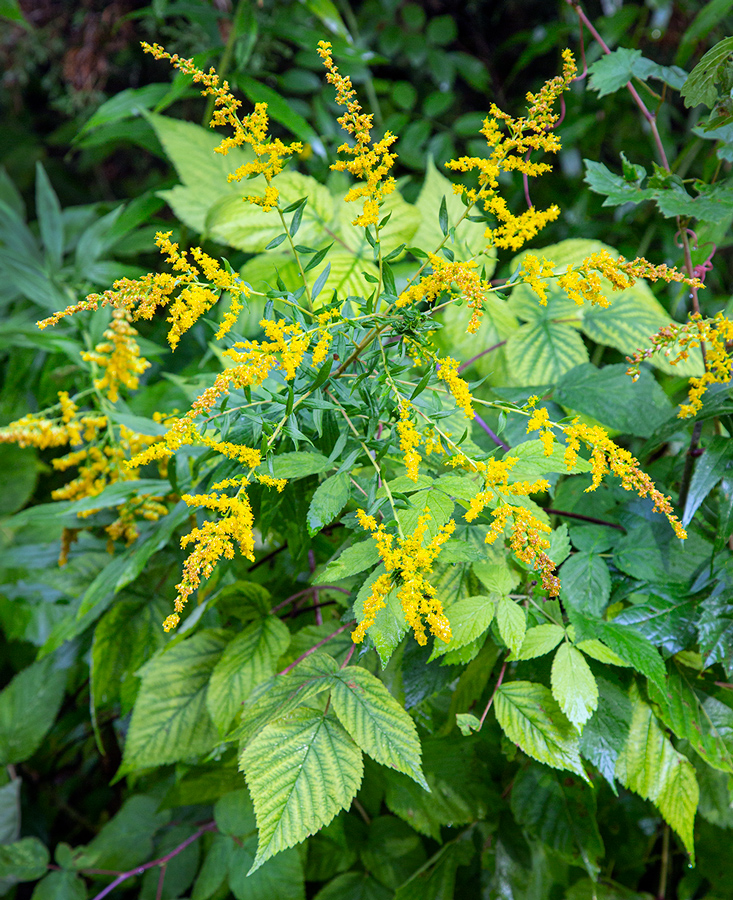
505, 318, 589, 386
241, 708, 363, 872
429, 595, 496, 659
509, 623, 566, 661
495, 596, 526, 655
412, 158, 497, 274
551, 643, 599, 730
206, 617, 290, 735
575, 638, 631, 667
336, 187, 420, 257
206, 172, 334, 252
330, 666, 427, 789
615, 686, 698, 860
119, 630, 226, 774
494, 681, 588, 780
473, 560, 520, 595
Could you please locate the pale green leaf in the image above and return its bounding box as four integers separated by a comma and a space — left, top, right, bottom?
233, 652, 339, 744
615, 687, 698, 860
456, 713, 482, 736
119, 630, 227, 774
495, 596, 526, 656
508, 438, 592, 480
307, 473, 351, 536
0, 837, 49, 882
354, 569, 407, 667
271, 451, 332, 479
207, 617, 291, 735
505, 318, 589, 386
320, 540, 381, 583
551, 643, 599, 730
330, 666, 427, 789
575, 638, 631, 667
429, 595, 495, 659
509, 623, 565, 661
494, 681, 588, 780
241, 709, 363, 871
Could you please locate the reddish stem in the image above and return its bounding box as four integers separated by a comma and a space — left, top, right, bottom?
271, 585, 350, 615
91, 822, 216, 900
479, 660, 508, 729
278, 621, 354, 676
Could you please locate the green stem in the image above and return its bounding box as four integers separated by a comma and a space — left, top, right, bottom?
276, 205, 313, 310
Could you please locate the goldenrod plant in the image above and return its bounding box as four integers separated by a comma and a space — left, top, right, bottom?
3, 4, 733, 898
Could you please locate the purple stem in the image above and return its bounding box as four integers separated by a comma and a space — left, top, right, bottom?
278, 621, 354, 676
474, 413, 510, 451
91, 822, 216, 900
457, 341, 507, 374
271, 585, 351, 615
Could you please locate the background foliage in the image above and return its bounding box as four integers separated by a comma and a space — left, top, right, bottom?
3, 1, 733, 899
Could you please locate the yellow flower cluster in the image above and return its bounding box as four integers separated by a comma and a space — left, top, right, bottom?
627, 313, 733, 418
519, 254, 557, 306
437, 356, 474, 419
526, 398, 555, 455
0, 395, 168, 563
38, 232, 250, 351
312, 310, 339, 367
445, 50, 576, 251
317, 41, 397, 227
257, 474, 288, 492
396, 402, 422, 482
562, 418, 686, 538
486, 504, 560, 595
166, 486, 256, 631
80, 309, 150, 402
142, 43, 302, 210
354, 508, 454, 645
397, 254, 489, 333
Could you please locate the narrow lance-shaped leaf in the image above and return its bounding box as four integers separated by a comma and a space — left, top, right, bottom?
241, 708, 363, 872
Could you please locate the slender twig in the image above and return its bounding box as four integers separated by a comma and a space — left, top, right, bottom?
271, 585, 350, 615
474, 413, 511, 451
457, 341, 507, 373
657, 824, 670, 900
341, 644, 356, 668
248, 544, 286, 572
544, 508, 625, 531
290, 600, 338, 618
479, 659, 508, 729
278, 621, 354, 676
91, 822, 216, 900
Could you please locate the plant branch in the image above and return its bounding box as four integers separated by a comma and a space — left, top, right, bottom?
90, 822, 216, 900
544, 508, 625, 530
278, 620, 354, 675
479, 659, 508, 729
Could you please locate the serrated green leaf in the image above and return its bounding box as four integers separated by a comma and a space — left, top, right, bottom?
683, 434, 733, 526
682, 36, 733, 108
354, 570, 407, 667
569, 611, 666, 689
271, 451, 332, 479
579, 675, 632, 791
510, 623, 565, 661
119, 630, 226, 774
575, 639, 630, 667
560, 551, 611, 618
241, 708, 363, 871
509, 439, 592, 479
588, 47, 643, 97
584, 159, 656, 207
649, 666, 733, 774
320, 540, 381, 582
551, 643, 599, 730
228, 838, 304, 900
511, 764, 603, 871
505, 318, 589, 385
615, 687, 698, 860
207, 617, 291, 735
456, 713, 481, 736
494, 681, 588, 780
307, 473, 351, 536
0, 655, 66, 766
331, 666, 427, 789
0, 837, 49, 882
429, 595, 495, 659
232, 652, 339, 744
496, 596, 526, 655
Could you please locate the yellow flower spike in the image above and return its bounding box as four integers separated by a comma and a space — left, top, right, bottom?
354, 508, 454, 645
317, 41, 398, 227
526, 405, 555, 456
397, 254, 488, 334
561, 418, 686, 539
437, 356, 475, 419
396, 402, 422, 483
80, 309, 150, 402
